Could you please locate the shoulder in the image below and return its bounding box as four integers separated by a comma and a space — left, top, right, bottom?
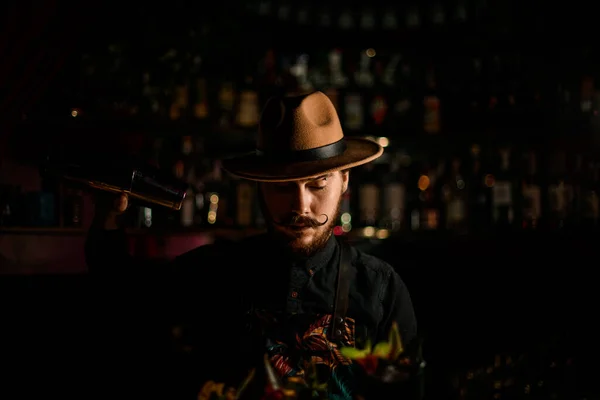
349, 245, 411, 298
351, 245, 396, 278
174, 233, 267, 266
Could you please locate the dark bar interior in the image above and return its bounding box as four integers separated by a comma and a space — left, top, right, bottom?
1, 1, 599, 399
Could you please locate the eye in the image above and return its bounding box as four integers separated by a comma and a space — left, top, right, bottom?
309, 178, 328, 191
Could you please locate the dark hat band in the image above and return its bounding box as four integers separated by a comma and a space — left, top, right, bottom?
255, 139, 347, 163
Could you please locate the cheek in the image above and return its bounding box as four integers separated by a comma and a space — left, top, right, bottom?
314, 190, 340, 213
260, 190, 288, 214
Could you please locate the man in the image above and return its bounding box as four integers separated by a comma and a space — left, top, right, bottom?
85, 91, 417, 399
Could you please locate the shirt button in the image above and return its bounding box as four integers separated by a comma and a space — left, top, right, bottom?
291, 291, 299, 298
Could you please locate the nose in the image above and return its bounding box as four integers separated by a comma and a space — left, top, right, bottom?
290, 185, 310, 215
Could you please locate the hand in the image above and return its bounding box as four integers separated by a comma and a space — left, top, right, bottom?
93, 193, 129, 230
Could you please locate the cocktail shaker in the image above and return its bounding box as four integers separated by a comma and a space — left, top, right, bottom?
41, 154, 188, 211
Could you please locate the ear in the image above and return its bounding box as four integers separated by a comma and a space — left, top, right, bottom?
341, 170, 350, 193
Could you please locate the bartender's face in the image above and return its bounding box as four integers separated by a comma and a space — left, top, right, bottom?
259, 170, 349, 257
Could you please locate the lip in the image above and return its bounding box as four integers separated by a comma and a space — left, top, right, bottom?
288, 225, 311, 230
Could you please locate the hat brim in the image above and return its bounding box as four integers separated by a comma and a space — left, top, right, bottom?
221, 137, 383, 182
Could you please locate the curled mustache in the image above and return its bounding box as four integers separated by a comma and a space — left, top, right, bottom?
272, 213, 329, 228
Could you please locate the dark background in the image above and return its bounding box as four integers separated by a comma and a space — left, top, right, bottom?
1, 1, 600, 399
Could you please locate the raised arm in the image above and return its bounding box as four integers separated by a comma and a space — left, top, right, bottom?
84, 193, 136, 273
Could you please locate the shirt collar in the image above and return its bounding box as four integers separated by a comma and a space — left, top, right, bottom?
253, 232, 339, 273
294, 233, 338, 273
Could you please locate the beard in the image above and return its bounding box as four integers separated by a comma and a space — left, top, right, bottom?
259, 189, 343, 258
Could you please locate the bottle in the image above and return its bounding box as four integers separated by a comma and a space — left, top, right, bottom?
412, 159, 441, 231
442, 157, 468, 234
235, 75, 260, 129
423, 65, 441, 135
63, 187, 83, 227
467, 144, 491, 233
580, 158, 599, 231
492, 148, 516, 229
202, 159, 232, 227
521, 151, 541, 230
546, 151, 569, 230
380, 152, 406, 233
356, 162, 380, 229
234, 179, 255, 228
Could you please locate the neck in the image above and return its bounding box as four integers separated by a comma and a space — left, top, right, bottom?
267, 229, 334, 260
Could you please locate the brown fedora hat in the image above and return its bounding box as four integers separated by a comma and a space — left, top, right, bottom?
222, 91, 383, 182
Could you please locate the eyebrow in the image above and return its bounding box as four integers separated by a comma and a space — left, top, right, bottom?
311, 174, 331, 182
274, 174, 332, 186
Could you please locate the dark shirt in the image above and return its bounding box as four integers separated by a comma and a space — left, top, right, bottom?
85, 229, 417, 398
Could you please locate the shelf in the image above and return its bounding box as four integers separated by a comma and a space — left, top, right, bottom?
0, 226, 267, 239
238, 8, 579, 57
0, 226, 380, 242
16, 115, 579, 159
125, 227, 266, 238
3, 225, 597, 244
0, 227, 86, 235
